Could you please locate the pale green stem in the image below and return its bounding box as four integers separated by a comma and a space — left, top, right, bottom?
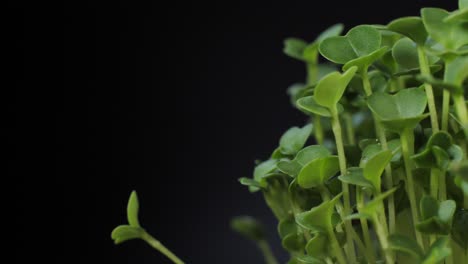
284, 177, 312, 241
314, 115, 325, 145
441, 90, 451, 131
257, 240, 279, 264
417, 46, 440, 132
429, 169, 439, 245
439, 171, 447, 201
356, 188, 376, 263
453, 94, 468, 144
372, 213, 395, 264
362, 70, 396, 234
400, 128, 424, 249
331, 106, 357, 263
142, 232, 185, 264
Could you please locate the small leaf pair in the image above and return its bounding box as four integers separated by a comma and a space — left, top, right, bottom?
367, 88, 429, 134
277, 145, 331, 177
416, 195, 456, 235
319, 25, 388, 72
111, 191, 145, 244
297, 66, 358, 117
412, 131, 463, 170
388, 234, 452, 264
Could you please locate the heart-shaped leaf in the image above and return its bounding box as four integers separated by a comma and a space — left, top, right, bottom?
392, 38, 420, 70
420, 195, 439, 220
367, 88, 428, 133
363, 149, 393, 191
387, 17, 428, 45
111, 225, 145, 244
388, 234, 425, 260
230, 216, 266, 241
421, 8, 468, 51
320, 25, 382, 65
280, 124, 313, 155
295, 194, 342, 232
297, 156, 340, 188
278, 145, 331, 177
416, 198, 457, 235
421, 237, 452, 264
314, 66, 358, 109
412, 131, 461, 170
127, 191, 141, 228
305, 233, 329, 258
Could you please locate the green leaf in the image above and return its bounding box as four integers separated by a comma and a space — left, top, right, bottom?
461, 0, 468, 9
282, 233, 306, 253
278, 217, 298, 238
444, 8, 468, 23
314, 66, 358, 109
360, 187, 398, 216
297, 156, 340, 188
451, 209, 468, 250
438, 200, 457, 224
338, 167, 374, 190
367, 88, 428, 133
239, 177, 263, 190
284, 38, 308, 60
392, 38, 419, 70
317, 24, 344, 42
111, 225, 144, 244
412, 131, 459, 170
432, 146, 450, 170
445, 55, 468, 87
295, 194, 343, 232
280, 124, 313, 155
305, 233, 329, 258
297, 96, 332, 117
421, 8, 468, 50
420, 195, 439, 220
230, 216, 266, 241
388, 234, 425, 260
343, 46, 388, 72
295, 255, 325, 264
252, 159, 278, 192
363, 150, 392, 191
421, 237, 452, 264
127, 191, 141, 228
387, 17, 428, 45
278, 145, 331, 177
319, 25, 381, 64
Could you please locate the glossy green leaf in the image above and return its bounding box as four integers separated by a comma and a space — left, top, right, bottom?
284, 38, 308, 60
421, 8, 468, 50
416, 198, 456, 235
280, 124, 313, 155
445, 8, 468, 23
319, 25, 381, 64
297, 96, 332, 117
387, 16, 428, 45
343, 46, 388, 72
412, 131, 459, 170
388, 234, 425, 259
251, 159, 279, 192
316, 24, 344, 42
445, 55, 468, 87
127, 191, 141, 228
421, 237, 452, 264
392, 38, 419, 69
111, 225, 144, 244
314, 66, 358, 109
305, 233, 329, 258
295, 194, 342, 232
297, 156, 340, 188
367, 88, 428, 133
363, 150, 392, 191
230, 216, 266, 241
282, 233, 306, 253
338, 167, 374, 190
451, 209, 468, 250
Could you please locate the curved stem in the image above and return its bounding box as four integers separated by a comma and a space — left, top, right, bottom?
400, 128, 424, 249
142, 232, 185, 264
330, 106, 357, 262
417, 46, 439, 132
257, 240, 279, 264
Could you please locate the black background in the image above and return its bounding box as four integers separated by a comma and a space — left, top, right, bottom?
11, 1, 457, 263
